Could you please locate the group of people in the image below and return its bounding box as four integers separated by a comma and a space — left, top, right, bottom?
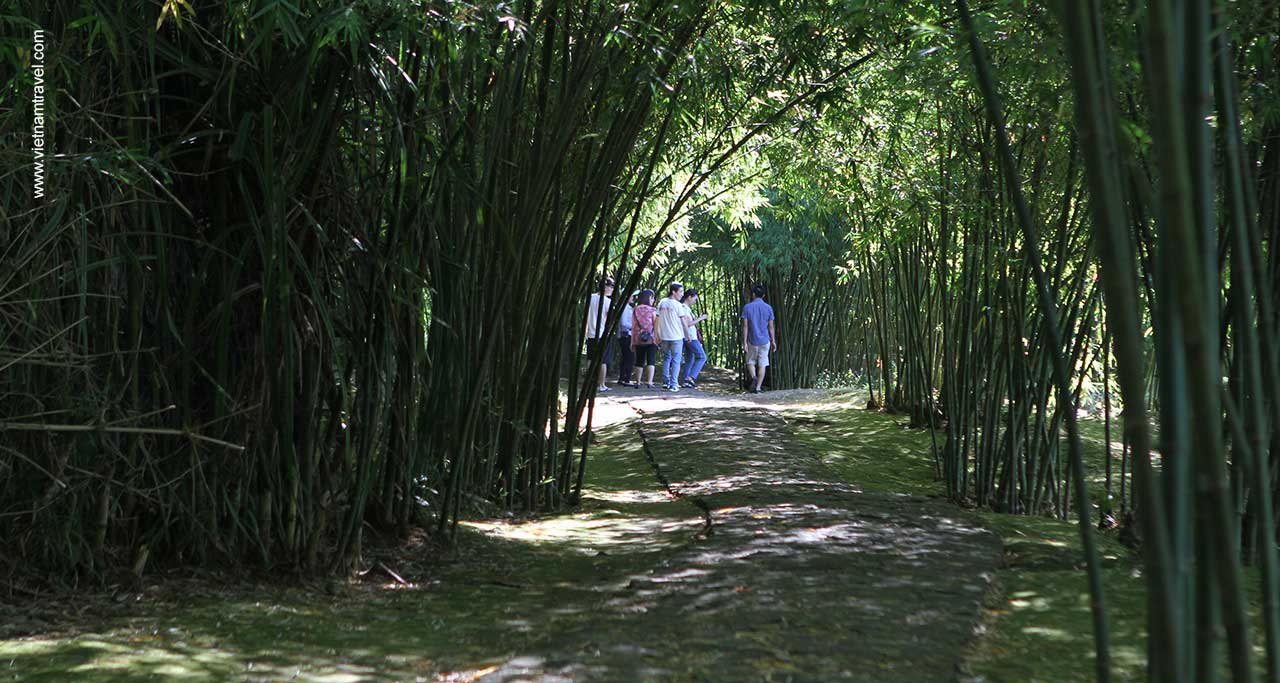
584, 279, 776, 394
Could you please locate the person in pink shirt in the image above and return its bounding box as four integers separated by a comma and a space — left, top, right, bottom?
629, 289, 659, 389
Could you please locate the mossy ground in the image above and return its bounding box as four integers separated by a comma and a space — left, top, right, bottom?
0, 423, 704, 681
3, 387, 1156, 682
778, 389, 1147, 682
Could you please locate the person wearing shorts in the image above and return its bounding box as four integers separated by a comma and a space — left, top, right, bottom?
630, 289, 659, 388
584, 276, 615, 392
745, 343, 770, 370
740, 283, 776, 394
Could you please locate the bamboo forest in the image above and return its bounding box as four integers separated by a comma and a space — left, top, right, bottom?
4, 0, 1280, 680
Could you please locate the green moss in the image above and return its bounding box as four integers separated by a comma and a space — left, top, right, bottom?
960, 511, 1146, 682
0, 391, 1195, 682
782, 396, 1149, 682
962, 566, 1148, 682
0, 420, 705, 682
783, 397, 941, 498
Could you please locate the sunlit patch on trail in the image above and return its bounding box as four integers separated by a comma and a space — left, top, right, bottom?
580, 488, 671, 504
4, 387, 1009, 682
459, 511, 701, 553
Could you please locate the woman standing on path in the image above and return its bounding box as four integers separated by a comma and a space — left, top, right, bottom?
655, 282, 692, 392
617, 291, 637, 386
630, 289, 659, 389
679, 288, 709, 389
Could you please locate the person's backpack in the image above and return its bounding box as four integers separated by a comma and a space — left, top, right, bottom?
638, 329, 654, 344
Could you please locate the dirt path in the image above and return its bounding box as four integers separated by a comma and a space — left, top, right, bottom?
2, 385, 1003, 683
474, 387, 1003, 682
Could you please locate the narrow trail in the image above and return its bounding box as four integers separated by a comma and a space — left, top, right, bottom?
477, 386, 1003, 682
1, 385, 1005, 683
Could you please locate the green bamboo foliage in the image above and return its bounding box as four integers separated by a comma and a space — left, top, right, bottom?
662, 4, 1280, 676
1053, 0, 1280, 679
0, 0, 714, 584
419, 0, 714, 529
1, 0, 447, 579
956, 2, 1110, 675
663, 191, 864, 390
8, 7, 1280, 682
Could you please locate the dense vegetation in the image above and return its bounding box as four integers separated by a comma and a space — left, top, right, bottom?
5, 0, 1280, 680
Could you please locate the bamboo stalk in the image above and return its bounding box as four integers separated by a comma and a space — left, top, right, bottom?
957, 2, 1111, 676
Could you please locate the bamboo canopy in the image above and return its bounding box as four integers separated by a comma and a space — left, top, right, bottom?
6, 1, 1280, 679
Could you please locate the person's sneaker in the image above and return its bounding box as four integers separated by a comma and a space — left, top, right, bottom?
748, 387, 759, 394
668, 385, 680, 392
598, 385, 611, 392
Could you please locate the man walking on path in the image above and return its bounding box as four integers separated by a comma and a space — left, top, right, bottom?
655, 282, 693, 392
741, 283, 776, 394
585, 277, 616, 393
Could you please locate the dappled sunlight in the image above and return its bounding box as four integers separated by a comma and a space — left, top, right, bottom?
3, 387, 1050, 682
0, 627, 412, 682
612, 400, 1005, 678
1, 395, 710, 682
640, 390, 1155, 682
1020, 625, 1075, 642
1009, 591, 1053, 611
459, 511, 702, 553
580, 488, 671, 504
601, 387, 865, 422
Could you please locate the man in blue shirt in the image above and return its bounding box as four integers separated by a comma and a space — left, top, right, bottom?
740, 283, 776, 394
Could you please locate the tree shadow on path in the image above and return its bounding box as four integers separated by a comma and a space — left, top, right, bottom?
471, 397, 1002, 682
2, 392, 1001, 683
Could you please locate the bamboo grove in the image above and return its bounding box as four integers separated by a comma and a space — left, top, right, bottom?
4, 0, 709, 579
6, 0, 1280, 678
649, 2, 1280, 678
0, 0, 873, 582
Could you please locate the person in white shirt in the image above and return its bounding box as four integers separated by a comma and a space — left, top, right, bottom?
584, 277, 615, 392
654, 282, 693, 391
616, 291, 638, 386
678, 288, 709, 388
